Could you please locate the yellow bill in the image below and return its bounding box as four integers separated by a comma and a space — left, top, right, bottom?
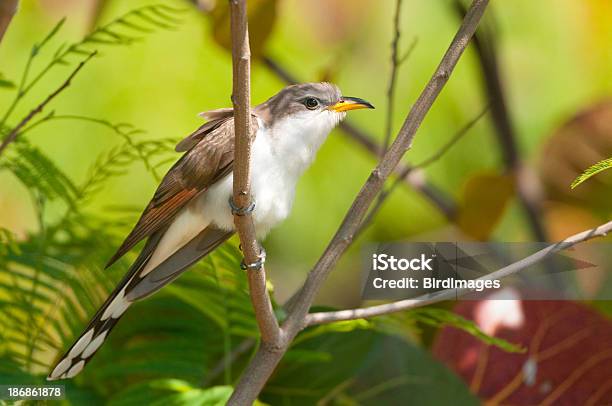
328, 97, 375, 112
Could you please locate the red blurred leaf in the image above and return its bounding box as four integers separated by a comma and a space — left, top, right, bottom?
539, 100, 612, 214
432, 291, 612, 404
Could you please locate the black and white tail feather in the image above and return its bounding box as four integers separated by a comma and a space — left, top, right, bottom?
47, 227, 231, 380
46, 233, 158, 381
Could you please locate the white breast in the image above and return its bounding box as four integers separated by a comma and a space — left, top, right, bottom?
199, 112, 341, 237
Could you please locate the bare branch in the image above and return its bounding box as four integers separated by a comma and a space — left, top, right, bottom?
0, 51, 97, 158
413, 102, 490, 169
228, 0, 281, 348
0, 0, 18, 45
229, 1, 490, 403
398, 37, 419, 65
306, 220, 612, 326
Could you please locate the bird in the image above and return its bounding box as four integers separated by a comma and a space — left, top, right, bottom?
46, 82, 374, 380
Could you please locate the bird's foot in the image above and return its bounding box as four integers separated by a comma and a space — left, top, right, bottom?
240, 246, 266, 271
229, 197, 264, 270
228, 196, 255, 216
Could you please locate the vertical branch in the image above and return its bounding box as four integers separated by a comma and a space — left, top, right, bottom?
371, 0, 421, 237
0, 0, 18, 45
453, 1, 548, 241
383, 0, 404, 152
229, 0, 252, 216
228, 0, 281, 347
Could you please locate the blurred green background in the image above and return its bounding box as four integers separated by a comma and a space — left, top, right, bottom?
1, 0, 611, 404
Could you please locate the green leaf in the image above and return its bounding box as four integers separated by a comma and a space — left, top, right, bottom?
571, 157, 612, 189
264, 329, 478, 405
2, 140, 79, 206
410, 308, 525, 353
0, 73, 15, 89
150, 386, 233, 406
37, 17, 67, 52
77, 4, 184, 53
111, 382, 268, 406
292, 318, 372, 346
0, 228, 21, 256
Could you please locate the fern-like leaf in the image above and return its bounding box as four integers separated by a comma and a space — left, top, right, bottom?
0, 228, 21, 256
77, 136, 177, 202
58, 5, 184, 64
409, 308, 524, 353
1, 140, 79, 207
2, 5, 185, 127
571, 157, 612, 189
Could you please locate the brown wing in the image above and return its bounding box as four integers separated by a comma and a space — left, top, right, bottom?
105, 114, 258, 268
125, 226, 233, 301
175, 108, 237, 152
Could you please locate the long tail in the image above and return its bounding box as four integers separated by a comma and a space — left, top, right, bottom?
47, 226, 232, 380
46, 232, 160, 381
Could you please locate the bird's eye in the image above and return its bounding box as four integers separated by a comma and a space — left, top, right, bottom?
304, 97, 319, 110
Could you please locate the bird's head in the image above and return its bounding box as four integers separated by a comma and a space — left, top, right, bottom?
257, 82, 374, 131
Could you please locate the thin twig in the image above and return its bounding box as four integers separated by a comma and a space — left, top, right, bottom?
413, 102, 489, 168
382, 0, 404, 153
399, 37, 419, 65
228, 0, 281, 350
356, 103, 490, 237
229, 1, 490, 404
369, 0, 414, 239
381, 2, 418, 152
305, 220, 612, 325
2, 17, 67, 129
201, 338, 255, 387
0, 51, 97, 158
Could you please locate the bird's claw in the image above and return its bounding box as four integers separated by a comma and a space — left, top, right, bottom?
241, 247, 266, 271
229, 196, 255, 216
